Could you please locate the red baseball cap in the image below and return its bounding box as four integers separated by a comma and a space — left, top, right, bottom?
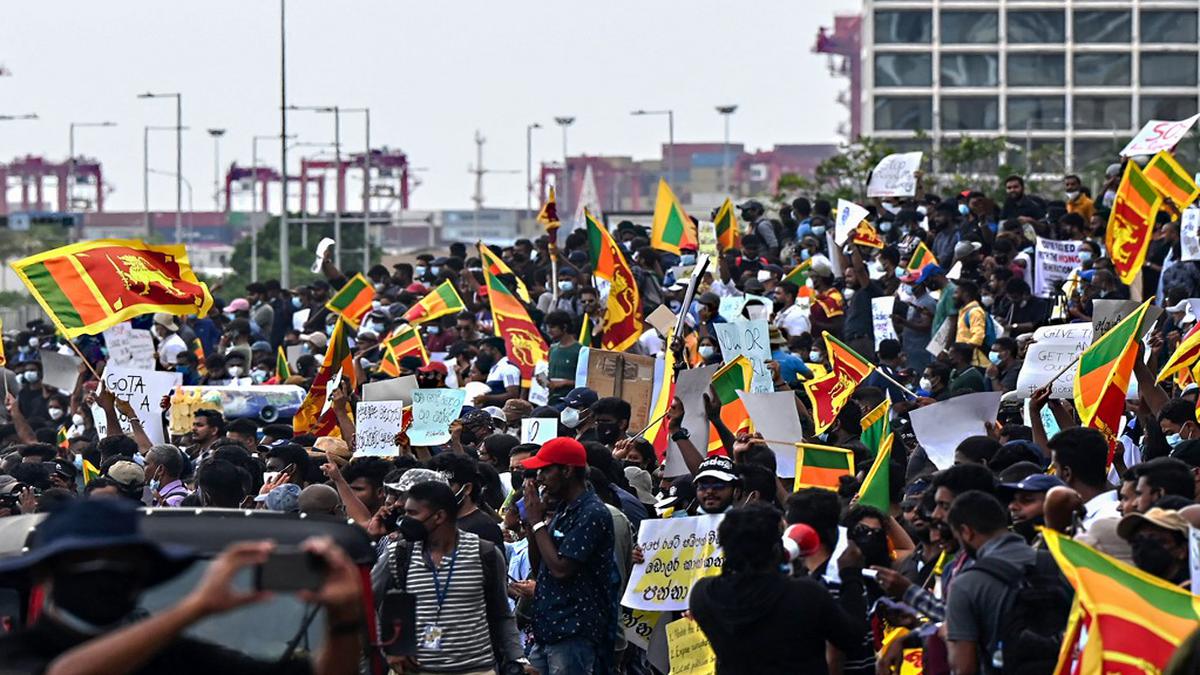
522, 437, 587, 469
417, 362, 448, 375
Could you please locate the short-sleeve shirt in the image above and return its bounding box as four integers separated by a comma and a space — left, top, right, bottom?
843, 280, 882, 338
531, 488, 618, 646
487, 357, 522, 390
945, 533, 1037, 666
547, 341, 582, 403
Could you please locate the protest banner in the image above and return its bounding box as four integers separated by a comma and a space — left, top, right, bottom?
622, 514, 724, 611
1015, 324, 1093, 399
520, 418, 557, 445
909, 392, 1003, 469
103, 323, 156, 370
871, 296, 898, 351
361, 375, 417, 403
866, 151, 923, 197
1182, 208, 1200, 262
834, 199, 870, 246
93, 366, 182, 445
713, 319, 772, 393
354, 401, 405, 456
39, 350, 80, 393
407, 388, 466, 446
528, 361, 550, 406
1120, 114, 1200, 157
664, 364, 718, 477
286, 344, 304, 370
738, 390, 803, 477
666, 617, 716, 675
926, 318, 952, 357
1033, 239, 1083, 298
621, 607, 665, 651
645, 305, 676, 337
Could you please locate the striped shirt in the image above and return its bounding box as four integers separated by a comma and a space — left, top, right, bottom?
402, 532, 494, 672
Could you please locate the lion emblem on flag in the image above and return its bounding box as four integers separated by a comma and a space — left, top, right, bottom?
107, 255, 188, 298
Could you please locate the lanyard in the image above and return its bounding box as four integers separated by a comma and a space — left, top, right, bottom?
423, 545, 459, 622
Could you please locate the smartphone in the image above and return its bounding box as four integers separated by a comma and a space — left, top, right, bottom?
255, 547, 327, 593
378, 590, 417, 656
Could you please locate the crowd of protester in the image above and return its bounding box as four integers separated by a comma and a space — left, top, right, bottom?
1, 167, 1200, 674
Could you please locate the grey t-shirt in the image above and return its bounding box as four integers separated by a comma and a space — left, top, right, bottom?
945, 533, 1037, 666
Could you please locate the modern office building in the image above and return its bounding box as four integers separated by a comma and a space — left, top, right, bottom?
825, 1, 1200, 175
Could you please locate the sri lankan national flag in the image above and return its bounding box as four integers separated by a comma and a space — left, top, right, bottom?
1106, 162, 1162, 286
1044, 528, 1200, 674
324, 273, 375, 328
384, 323, 428, 364
1144, 150, 1200, 210
483, 264, 548, 388
708, 355, 754, 454
402, 280, 465, 325
537, 186, 560, 230
851, 221, 885, 249
783, 260, 812, 287
713, 197, 739, 251
803, 334, 875, 435
56, 425, 68, 450
855, 433, 893, 511
82, 459, 100, 485
275, 346, 291, 380
859, 398, 891, 458
294, 318, 355, 434
586, 209, 643, 352
793, 443, 854, 491
651, 178, 697, 255
904, 240, 937, 274
643, 334, 677, 458
378, 345, 401, 377
1157, 321, 1200, 383
478, 243, 531, 303
1074, 298, 1151, 438
11, 239, 214, 338
192, 337, 207, 377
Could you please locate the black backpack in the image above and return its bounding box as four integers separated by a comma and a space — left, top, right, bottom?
959, 549, 1074, 675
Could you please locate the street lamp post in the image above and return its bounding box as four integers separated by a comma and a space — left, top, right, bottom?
715, 105, 737, 195
631, 109, 674, 183
207, 128, 226, 211
288, 104, 344, 268
144, 125, 189, 239
68, 121, 116, 214
279, 0, 290, 287
342, 108, 370, 273
148, 169, 193, 241
138, 92, 183, 243
553, 117, 574, 216
250, 133, 295, 282
526, 123, 541, 217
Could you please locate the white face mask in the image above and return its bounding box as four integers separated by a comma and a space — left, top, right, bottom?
415, 266, 427, 277
227, 366, 244, 378
698, 345, 716, 360
427, 326, 440, 335
1066, 191, 1080, 202
48, 407, 64, 421
561, 407, 582, 429
919, 376, 933, 391
72, 413, 85, 426
809, 350, 822, 363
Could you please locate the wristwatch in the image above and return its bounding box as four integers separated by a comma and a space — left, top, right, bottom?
671, 428, 690, 442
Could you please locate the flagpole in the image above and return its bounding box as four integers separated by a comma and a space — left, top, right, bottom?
633, 408, 671, 439
63, 337, 102, 381
873, 368, 918, 400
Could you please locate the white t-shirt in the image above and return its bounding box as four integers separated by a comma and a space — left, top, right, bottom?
773, 303, 811, 338
487, 357, 522, 389
157, 333, 187, 369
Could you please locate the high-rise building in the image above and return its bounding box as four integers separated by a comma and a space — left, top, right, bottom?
851, 1, 1199, 175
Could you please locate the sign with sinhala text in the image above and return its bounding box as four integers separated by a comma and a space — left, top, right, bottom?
355, 401, 406, 456
621, 514, 724, 611
407, 388, 466, 446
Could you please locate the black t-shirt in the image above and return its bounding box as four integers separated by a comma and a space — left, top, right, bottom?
0, 618, 313, 675
844, 280, 883, 338
457, 508, 504, 549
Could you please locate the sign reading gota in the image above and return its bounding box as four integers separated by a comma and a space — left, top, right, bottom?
621, 514, 724, 611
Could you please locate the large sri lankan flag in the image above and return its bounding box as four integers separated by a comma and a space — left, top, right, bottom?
1106, 162, 1162, 286
478, 242, 531, 303
483, 264, 547, 388
294, 318, 355, 434
11, 239, 213, 338
324, 272, 375, 328
708, 355, 754, 454
586, 209, 642, 352
402, 280, 465, 325
793, 443, 854, 491
1044, 528, 1200, 674
651, 178, 697, 255
803, 333, 875, 435
1073, 298, 1151, 438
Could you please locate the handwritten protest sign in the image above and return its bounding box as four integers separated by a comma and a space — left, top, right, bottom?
835, 199, 870, 246
867, 151, 923, 197
407, 388, 466, 446
622, 514, 724, 611
926, 318, 952, 356
39, 350, 80, 393
528, 361, 550, 406
621, 607, 665, 651
697, 220, 718, 259
521, 418, 557, 445
713, 320, 772, 392
666, 617, 717, 675
1121, 114, 1200, 157
92, 366, 182, 445
1015, 324, 1092, 399
909, 391, 1003, 469
1183, 208, 1200, 262
871, 296, 898, 350
354, 401, 406, 456
1034, 239, 1083, 298
103, 323, 156, 370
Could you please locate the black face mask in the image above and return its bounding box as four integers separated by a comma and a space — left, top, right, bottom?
460, 428, 479, 445
851, 527, 890, 567
398, 514, 434, 543
596, 423, 621, 446
53, 567, 143, 627
1132, 537, 1178, 579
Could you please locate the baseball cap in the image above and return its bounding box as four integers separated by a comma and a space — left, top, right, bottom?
384, 468, 450, 493
738, 199, 764, 211
300, 332, 329, 351
998, 474, 1065, 495
298, 484, 341, 514
226, 298, 251, 312
954, 241, 983, 261
654, 475, 696, 512
697, 292, 721, 308
562, 387, 598, 411
482, 405, 507, 427
693, 455, 738, 484
153, 313, 180, 332
902, 263, 943, 285
502, 399, 534, 417
1117, 507, 1191, 540
255, 483, 301, 512
418, 361, 448, 375
107, 460, 145, 488
522, 437, 587, 469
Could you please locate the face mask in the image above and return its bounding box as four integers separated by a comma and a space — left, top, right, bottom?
373, 283, 385, 292
958, 204, 969, 216
881, 202, 901, 215
48, 407, 64, 421
251, 369, 269, 384
324, 324, 334, 336
558, 280, 575, 292
21, 371, 40, 384
1066, 191, 1080, 202
28, 337, 40, 349
843, 288, 855, 301
368, 322, 386, 335
371, 300, 382, 311
879, 221, 893, 233
920, 376, 933, 391
149, 478, 161, 493
301, 344, 312, 355
227, 366, 244, 378
698, 345, 716, 360
561, 407, 582, 429
398, 514, 433, 543
453, 485, 468, 507
808, 350, 822, 363
981, 294, 994, 307
415, 266, 427, 277
430, 266, 441, 276
291, 297, 302, 309
73, 454, 83, 470
812, 225, 826, 236
668, 300, 682, 313
800, 249, 812, 261
1078, 251, 1093, 263
1166, 433, 1183, 448
988, 351, 1002, 366
72, 413, 85, 426
1132, 537, 1177, 578
596, 422, 621, 445
427, 326, 440, 335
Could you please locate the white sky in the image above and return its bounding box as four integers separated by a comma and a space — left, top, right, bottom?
0, 0, 861, 213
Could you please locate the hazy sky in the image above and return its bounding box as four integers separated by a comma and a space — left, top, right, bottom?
1, 0, 861, 213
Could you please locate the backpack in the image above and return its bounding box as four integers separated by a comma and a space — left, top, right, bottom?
959, 549, 1073, 675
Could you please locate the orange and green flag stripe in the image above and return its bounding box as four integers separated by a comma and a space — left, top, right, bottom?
793, 443, 854, 491
859, 398, 891, 458
1075, 299, 1150, 428
325, 273, 375, 328
651, 178, 697, 255
484, 262, 529, 322
1157, 321, 1200, 382
856, 433, 893, 511
192, 337, 207, 376
294, 318, 354, 432
644, 334, 677, 457
82, 459, 100, 485
378, 345, 401, 377
478, 243, 531, 303
709, 356, 754, 453
905, 240, 937, 272
579, 315, 594, 347
586, 209, 622, 280
783, 259, 812, 288
56, 425, 68, 450
385, 324, 428, 363
402, 280, 465, 325
484, 268, 548, 386
275, 346, 292, 380
1118, 161, 1162, 219
1144, 150, 1200, 209
713, 197, 739, 251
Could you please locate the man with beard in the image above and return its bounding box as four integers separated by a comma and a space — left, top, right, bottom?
692, 456, 740, 515
998, 473, 1064, 545
1117, 507, 1192, 586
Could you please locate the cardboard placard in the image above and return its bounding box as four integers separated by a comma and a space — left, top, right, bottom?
362, 375, 418, 403
528, 361, 550, 406
666, 617, 717, 675
103, 323, 156, 370
1121, 114, 1200, 157
521, 418, 558, 445
1034, 239, 1083, 298
835, 199, 870, 246
621, 515, 724, 611
1183, 208, 1200, 262
713, 320, 772, 393
738, 391, 803, 477
355, 400, 406, 456
93, 366, 182, 445
871, 296, 899, 351
645, 305, 677, 337
664, 364, 718, 477
580, 348, 658, 432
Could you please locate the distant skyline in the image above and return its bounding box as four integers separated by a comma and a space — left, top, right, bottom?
0, 0, 861, 213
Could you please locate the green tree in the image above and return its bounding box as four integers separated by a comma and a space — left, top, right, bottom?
209, 216, 380, 293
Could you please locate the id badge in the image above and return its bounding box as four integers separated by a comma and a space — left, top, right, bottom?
420, 623, 444, 651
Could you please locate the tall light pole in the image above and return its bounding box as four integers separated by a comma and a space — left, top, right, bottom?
554, 117, 574, 217
631, 109, 674, 183
144, 125, 189, 239
148, 169, 193, 241
341, 107, 370, 273
288, 104, 343, 268
138, 92, 183, 243
68, 121, 116, 212
279, 0, 290, 287
526, 122, 541, 217
250, 133, 296, 282
207, 128, 226, 211
715, 105, 738, 195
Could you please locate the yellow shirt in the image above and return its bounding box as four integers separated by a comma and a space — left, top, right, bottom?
956, 300, 990, 367
1067, 193, 1095, 224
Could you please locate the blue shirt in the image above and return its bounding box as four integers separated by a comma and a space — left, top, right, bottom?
532, 488, 618, 646
772, 349, 812, 384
